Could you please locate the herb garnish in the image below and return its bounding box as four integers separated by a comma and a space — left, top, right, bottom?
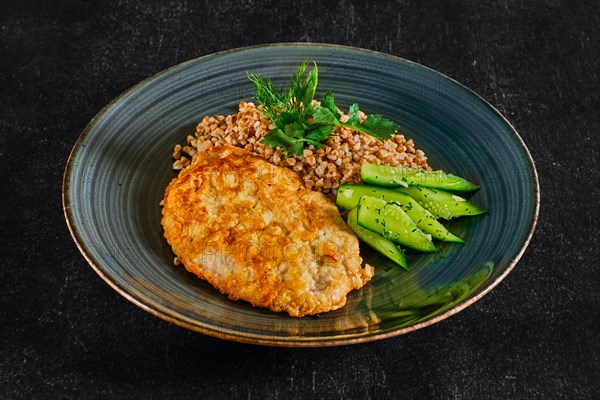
247, 62, 400, 156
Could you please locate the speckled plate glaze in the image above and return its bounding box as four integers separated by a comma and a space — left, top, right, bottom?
63, 44, 539, 346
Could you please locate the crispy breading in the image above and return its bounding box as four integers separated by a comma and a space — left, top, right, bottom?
161, 146, 373, 317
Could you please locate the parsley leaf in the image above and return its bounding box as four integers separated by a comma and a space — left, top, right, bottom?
305, 125, 334, 141
358, 114, 399, 141
321, 92, 340, 119
260, 128, 297, 148
276, 109, 306, 131
287, 142, 305, 157
342, 113, 399, 142
313, 106, 340, 125
284, 122, 306, 138
347, 103, 361, 125
260, 128, 306, 156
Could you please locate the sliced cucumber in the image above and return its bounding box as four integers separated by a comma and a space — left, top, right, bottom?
337, 184, 463, 243
361, 164, 479, 192
347, 208, 408, 270
361, 164, 409, 187
396, 186, 486, 220
357, 196, 438, 253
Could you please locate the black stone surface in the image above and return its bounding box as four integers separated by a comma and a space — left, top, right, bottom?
1, 1, 599, 398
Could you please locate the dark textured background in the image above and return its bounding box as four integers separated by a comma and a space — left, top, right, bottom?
1, 0, 599, 398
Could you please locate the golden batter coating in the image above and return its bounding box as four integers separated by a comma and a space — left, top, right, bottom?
161, 146, 373, 317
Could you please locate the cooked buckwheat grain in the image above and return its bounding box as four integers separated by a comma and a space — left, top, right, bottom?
172, 102, 429, 199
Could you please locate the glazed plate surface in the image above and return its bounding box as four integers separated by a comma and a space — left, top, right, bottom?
63, 44, 539, 346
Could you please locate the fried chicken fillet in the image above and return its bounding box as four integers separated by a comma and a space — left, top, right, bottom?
161, 146, 373, 317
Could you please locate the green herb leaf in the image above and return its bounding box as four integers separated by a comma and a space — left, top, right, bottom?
284, 122, 306, 138
302, 63, 318, 110
247, 72, 289, 121
344, 114, 399, 142
313, 106, 339, 125
289, 62, 318, 114
276, 109, 306, 131
260, 128, 297, 148
291, 63, 308, 98
305, 125, 334, 141
361, 114, 399, 140
260, 128, 308, 157
321, 92, 340, 119
287, 142, 305, 157
347, 103, 361, 125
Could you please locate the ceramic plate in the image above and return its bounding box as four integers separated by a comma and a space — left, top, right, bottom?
63, 44, 539, 346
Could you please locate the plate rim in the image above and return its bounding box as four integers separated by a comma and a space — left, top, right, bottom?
63, 42, 540, 347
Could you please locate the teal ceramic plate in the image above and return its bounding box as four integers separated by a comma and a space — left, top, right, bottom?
63, 44, 539, 346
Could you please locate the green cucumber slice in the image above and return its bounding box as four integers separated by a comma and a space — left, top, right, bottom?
396, 186, 486, 220
361, 164, 480, 192
337, 184, 464, 243
360, 164, 409, 187
357, 196, 438, 253
347, 208, 408, 270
